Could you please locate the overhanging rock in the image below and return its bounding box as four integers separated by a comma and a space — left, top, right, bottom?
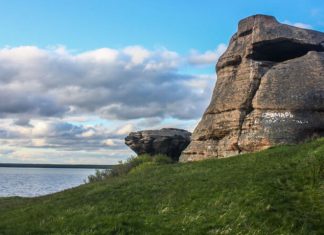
125, 128, 191, 161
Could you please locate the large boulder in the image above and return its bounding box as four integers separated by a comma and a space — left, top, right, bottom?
125, 128, 191, 161
180, 14, 324, 162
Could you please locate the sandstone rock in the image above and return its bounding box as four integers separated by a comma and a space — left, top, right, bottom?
180, 14, 324, 162
125, 128, 191, 161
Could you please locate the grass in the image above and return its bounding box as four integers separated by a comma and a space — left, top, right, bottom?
0, 139, 323, 235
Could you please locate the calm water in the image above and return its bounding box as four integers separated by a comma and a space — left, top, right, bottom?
0, 167, 97, 197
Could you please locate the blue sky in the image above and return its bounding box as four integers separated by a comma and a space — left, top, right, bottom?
1, 0, 323, 52
0, 0, 323, 164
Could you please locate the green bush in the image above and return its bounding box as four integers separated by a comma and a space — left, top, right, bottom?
153, 154, 174, 164
87, 154, 173, 182
87, 169, 111, 182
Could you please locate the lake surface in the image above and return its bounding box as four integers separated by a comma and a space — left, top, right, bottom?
0, 167, 97, 197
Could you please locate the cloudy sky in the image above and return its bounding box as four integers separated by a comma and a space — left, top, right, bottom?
0, 0, 323, 164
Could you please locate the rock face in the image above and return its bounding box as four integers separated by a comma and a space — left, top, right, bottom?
180, 14, 324, 162
125, 128, 191, 161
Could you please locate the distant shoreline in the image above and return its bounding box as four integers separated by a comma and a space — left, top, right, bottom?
0, 163, 113, 169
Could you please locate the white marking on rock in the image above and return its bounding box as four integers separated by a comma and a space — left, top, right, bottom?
262, 111, 308, 124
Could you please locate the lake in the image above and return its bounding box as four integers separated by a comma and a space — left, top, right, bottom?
0, 167, 98, 197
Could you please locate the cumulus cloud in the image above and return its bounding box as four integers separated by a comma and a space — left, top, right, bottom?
0, 45, 219, 120
0, 119, 129, 150
123, 46, 151, 65
188, 44, 227, 66
115, 123, 134, 135
0, 44, 225, 163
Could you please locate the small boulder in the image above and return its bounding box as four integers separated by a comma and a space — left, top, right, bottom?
125, 128, 191, 161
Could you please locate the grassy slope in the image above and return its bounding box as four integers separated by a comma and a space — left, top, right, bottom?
0, 139, 323, 235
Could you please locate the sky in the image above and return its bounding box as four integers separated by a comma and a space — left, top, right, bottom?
0, 0, 323, 164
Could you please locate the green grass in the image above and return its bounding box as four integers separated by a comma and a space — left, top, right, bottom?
0, 139, 323, 235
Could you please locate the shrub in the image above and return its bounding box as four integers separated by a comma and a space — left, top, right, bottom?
109, 155, 152, 177
153, 154, 174, 164
87, 154, 173, 182
87, 169, 111, 183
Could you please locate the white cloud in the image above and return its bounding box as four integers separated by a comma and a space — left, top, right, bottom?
123, 46, 151, 65
103, 139, 117, 147
32, 121, 51, 137
77, 48, 119, 63
32, 138, 47, 147
188, 43, 227, 65
0, 45, 219, 120
116, 123, 134, 135
81, 129, 96, 138
293, 23, 313, 29
283, 20, 313, 29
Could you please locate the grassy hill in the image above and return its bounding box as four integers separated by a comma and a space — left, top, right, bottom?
0, 139, 323, 235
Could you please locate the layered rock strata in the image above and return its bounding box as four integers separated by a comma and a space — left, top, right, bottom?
180, 14, 324, 162
125, 128, 191, 161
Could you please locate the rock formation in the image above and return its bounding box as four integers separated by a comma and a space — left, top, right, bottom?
125, 128, 191, 161
180, 14, 324, 162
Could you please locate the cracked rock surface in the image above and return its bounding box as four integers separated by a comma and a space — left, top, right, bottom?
125, 128, 191, 161
180, 14, 324, 162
